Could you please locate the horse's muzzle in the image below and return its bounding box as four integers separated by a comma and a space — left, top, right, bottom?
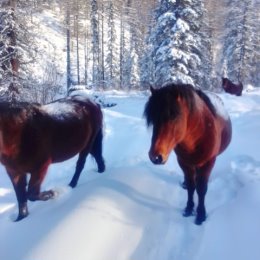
149, 152, 164, 165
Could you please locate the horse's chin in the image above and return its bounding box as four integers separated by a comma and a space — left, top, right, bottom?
154, 158, 168, 165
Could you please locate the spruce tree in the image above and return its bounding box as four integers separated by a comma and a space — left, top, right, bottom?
221, 0, 260, 86
143, 0, 213, 89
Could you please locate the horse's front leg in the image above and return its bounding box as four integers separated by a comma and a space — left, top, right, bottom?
8, 171, 28, 221
27, 160, 54, 201
195, 158, 216, 225
177, 159, 196, 217
183, 173, 196, 217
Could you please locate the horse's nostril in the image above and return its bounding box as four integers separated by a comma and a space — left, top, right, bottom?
154, 154, 163, 164
149, 151, 164, 165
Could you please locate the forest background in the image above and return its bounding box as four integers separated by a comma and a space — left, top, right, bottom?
0, 0, 259, 103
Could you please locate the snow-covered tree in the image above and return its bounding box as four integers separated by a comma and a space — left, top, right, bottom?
91, 0, 100, 86
105, 1, 119, 88
0, 1, 19, 101
1, 0, 62, 102
65, 0, 71, 91
221, 0, 260, 86
124, 6, 140, 89
143, 0, 213, 89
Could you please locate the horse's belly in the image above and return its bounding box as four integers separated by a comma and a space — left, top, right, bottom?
51, 133, 91, 163
50, 121, 94, 163
52, 149, 82, 163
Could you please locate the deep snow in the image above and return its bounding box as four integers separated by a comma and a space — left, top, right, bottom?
1, 89, 260, 260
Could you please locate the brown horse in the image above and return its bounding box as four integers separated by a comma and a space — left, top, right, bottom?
0, 95, 105, 221
222, 77, 243, 96
144, 84, 232, 225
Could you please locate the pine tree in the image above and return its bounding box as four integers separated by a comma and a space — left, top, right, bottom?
105, 1, 119, 88
143, 0, 213, 89
0, 0, 19, 100
221, 0, 260, 86
66, 0, 71, 92
126, 5, 145, 89
91, 0, 100, 87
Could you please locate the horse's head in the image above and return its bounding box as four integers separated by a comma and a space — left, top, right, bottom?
222, 77, 228, 90
144, 85, 192, 164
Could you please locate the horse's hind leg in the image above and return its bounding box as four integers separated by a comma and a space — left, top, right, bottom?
90, 128, 105, 173
195, 157, 216, 225
69, 149, 89, 188
27, 160, 54, 201
8, 171, 28, 221
69, 129, 105, 188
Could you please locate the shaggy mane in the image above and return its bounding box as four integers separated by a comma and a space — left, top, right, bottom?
144, 83, 216, 126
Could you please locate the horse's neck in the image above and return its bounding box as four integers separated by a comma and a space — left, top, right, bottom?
181, 95, 210, 149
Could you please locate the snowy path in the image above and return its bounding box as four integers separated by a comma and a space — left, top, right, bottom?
1, 90, 260, 260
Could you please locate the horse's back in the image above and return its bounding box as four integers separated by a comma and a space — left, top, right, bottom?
43, 96, 102, 162
18, 96, 102, 166
205, 92, 232, 155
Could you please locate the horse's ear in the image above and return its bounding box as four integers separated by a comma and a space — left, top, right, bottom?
150, 86, 155, 95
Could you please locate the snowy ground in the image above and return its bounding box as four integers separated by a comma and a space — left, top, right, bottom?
1, 89, 260, 260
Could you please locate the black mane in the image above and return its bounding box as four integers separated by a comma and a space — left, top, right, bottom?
144, 83, 216, 126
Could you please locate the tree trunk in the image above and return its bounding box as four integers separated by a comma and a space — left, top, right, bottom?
76, 14, 80, 84
101, 1, 105, 88
66, 4, 71, 93
8, 0, 19, 100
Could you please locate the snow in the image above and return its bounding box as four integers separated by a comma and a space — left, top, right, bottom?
42, 101, 78, 119
1, 89, 260, 260
173, 19, 190, 33
158, 12, 176, 27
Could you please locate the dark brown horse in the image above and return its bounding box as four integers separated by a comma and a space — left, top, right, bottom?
144, 84, 232, 224
222, 77, 243, 96
0, 95, 105, 221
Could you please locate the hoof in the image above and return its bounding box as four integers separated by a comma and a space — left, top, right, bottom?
69, 181, 77, 188
15, 214, 28, 222
195, 214, 207, 225
39, 190, 55, 201
97, 160, 105, 173
98, 168, 105, 173
15, 206, 29, 222
183, 207, 195, 217
29, 190, 55, 201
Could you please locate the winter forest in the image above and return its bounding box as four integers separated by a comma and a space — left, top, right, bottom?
0, 0, 259, 104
